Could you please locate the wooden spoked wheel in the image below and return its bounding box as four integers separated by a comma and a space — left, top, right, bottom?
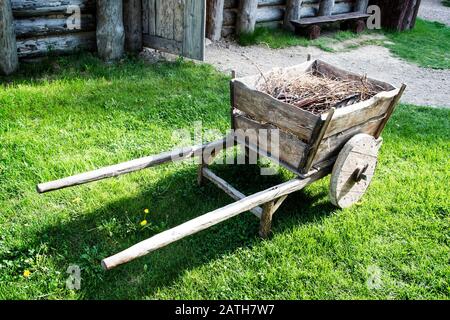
329, 134, 382, 209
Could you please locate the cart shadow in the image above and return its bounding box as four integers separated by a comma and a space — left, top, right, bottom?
2, 163, 336, 299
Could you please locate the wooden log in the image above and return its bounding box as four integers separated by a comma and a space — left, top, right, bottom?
11, 0, 95, 17
202, 167, 263, 218
16, 32, 96, 58
206, 0, 224, 41
36, 138, 229, 194
123, 0, 142, 53
0, 0, 19, 75
370, 0, 422, 31
283, 0, 303, 31
101, 168, 331, 270
14, 15, 96, 38
256, 5, 284, 22
96, 0, 124, 62
354, 0, 369, 13
236, 0, 258, 34
318, 0, 335, 16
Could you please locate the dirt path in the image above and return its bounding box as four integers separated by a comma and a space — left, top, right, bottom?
419, 0, 450, 26
205, 40, 450, 108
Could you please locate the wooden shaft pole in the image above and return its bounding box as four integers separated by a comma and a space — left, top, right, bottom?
37, 138, 228, 194
101, 168, 331, 270
0, 0, 19, 75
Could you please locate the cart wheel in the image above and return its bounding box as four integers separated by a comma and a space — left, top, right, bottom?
329, 134, 382, 209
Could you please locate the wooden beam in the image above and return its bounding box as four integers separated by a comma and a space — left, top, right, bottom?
236, 0, 258, 34
202, 167, 263, 218
206, 0, 225, 41
11, 0, 95, 17
37, 138, 229, 194
96, 0, 125, 61
0, 0, 19, 75
101, 168, 331, 270
123, 0, 143, 53
318, 0, 335, 16
283, 0, 302, 31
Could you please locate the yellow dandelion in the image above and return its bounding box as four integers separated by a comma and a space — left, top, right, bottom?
140, 220, 148, 227
144, 208, 149, 214
23, 270, 31, 278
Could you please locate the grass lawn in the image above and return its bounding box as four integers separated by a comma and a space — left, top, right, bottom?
238, 19, 450, 69
443, 0, 450, 7
0, 55, 449, 300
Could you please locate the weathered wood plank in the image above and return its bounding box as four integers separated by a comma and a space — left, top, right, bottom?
16, 32, 96, 58
313, 114, 385, 165
0, 0, 19, 75
148, 0, 156, 35
324, 93, 397, 138
182, 0, 205, 60
232, 79, 319, 142
292, 12, 370, 26
101, 168, 331, 270
156, 0, 174, 39
234, 114, 308, 170
142, 0, 149, 34
173, 0, 184, 42
143, 35, 182, 54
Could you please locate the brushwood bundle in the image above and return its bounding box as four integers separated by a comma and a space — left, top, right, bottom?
258, 70, 384, 115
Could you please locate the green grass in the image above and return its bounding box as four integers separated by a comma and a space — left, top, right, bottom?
384, 19, 450, 69
238, 26, 364, 52
0, 55, 449, 300
238, 19, 450, 69
442, 0, 450, 8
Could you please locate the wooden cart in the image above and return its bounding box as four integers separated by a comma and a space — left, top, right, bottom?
37, 59, 405, 270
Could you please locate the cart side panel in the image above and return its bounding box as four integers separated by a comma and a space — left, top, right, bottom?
312, 116, 386, 165
232, 80, 320, 142
324, 93, 397, 138
311, 92, 399, 166
234, 114, 308, 170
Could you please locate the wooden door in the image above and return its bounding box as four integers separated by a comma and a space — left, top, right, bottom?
142, 0, 205, 60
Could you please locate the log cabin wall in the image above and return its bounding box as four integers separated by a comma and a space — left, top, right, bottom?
221, 0, 356, 38
11, 0, 97, 59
